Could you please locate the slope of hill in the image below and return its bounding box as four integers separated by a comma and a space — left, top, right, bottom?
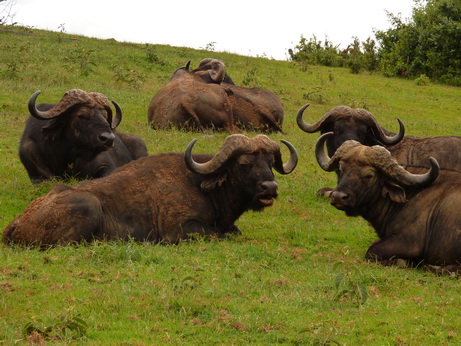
1, 26, 460, 344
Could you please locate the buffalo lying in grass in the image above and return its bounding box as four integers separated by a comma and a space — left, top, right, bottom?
315, 132, 461, 274
20, 89, 148, 183
4, 134, 297, 247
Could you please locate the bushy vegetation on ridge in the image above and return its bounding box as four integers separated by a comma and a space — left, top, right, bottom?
289, 0, 461, 86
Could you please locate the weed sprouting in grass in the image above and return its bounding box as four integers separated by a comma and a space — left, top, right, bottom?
145, 44, 166, 66
332, 261, 368, 307
22, 314, 88, 342
112, 64, 146, 88
303, 86, 328, 104
63, 46, 97, 76
242, 67, 259, 87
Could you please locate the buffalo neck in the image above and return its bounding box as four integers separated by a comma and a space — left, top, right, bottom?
206, 176, 249, 230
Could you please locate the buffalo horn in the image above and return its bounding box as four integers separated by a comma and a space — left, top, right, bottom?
28, 90, 60, 120
111, 101, 123, 129
371, 147, 439, 186
185, 135, 254, 175
185, 134, 297, 176
28, 89, 92, 121
273, 140, 298, 174
361, 109, 405, 145
315, 132, 339, 171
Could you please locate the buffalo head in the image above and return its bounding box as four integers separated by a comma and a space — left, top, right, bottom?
185, 134, 297, 211
315, 132, 439, 216
297, 104, 405, 156
192, 58, 235, 85
29, 89, 122, 153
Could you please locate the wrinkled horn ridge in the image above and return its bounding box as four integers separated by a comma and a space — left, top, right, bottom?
378, 153, 440, 186
184, 135, 254, 175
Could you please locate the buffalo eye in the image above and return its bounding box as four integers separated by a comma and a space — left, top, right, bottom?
362, 171, 375, 182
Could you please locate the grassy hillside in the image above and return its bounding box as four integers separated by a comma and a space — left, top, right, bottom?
0, 26, 460, 344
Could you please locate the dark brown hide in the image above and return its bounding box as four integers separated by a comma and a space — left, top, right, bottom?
224, 84, 284, 133
191, 59, 284, 132
297, 104, 404, 156
3, 135, 297, 247
19, 90, 147, 183
316, 135, 461, 273
147, 64, 237, 132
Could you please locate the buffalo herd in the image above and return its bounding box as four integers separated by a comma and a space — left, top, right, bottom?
3, 58, 461, 275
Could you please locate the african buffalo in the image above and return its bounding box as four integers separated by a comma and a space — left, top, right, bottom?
297, 104, 461, 194
147, 62, 237, 132
316, 132, 461, 274
194, 58, 284, 132
297, 104, 404, 157
3, 134, 298, 247
192, 58, 235, 85
20, 89, 148, 183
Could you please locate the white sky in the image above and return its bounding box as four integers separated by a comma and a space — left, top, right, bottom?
9, 0, 415, 60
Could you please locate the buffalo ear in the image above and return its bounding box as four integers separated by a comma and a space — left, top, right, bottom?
200, 173, 227, 191
41, 119, 64, 141
382, 181, 407, 203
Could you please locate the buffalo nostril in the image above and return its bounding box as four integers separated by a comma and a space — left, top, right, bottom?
331, 190, 349, 202
261, 181, 278, 191
99, 132, 115, 146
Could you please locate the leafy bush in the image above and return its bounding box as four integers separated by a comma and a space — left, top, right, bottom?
376, 0, 461, 85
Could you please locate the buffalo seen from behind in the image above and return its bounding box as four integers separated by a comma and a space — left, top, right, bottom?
315, 132, 461, 274
148, 59, 284, 132
3, 134, 297, 247
148, 61, 237, 132
297, 103, 461, 194
20, 89, 148, 183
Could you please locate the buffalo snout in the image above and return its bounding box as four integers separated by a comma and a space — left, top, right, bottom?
261, 180, 278, 193
98, 132, 115, 148
330, 190, 353, 209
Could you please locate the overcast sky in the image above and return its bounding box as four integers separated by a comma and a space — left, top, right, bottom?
9, 0, 415, 60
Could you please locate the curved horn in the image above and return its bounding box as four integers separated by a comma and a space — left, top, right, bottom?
185, 61, 191, 71
370, 146, 440, 186
359, 109, 405, 145
111, 100, 122, 129
184, 139, 202, 173
184, 135, 260, 175
315, 132, 338, 171
29, 89, 93, 121
273, 140, 298, 174
184, 136, 251, 175
28, 90, 60, 120
296, 104, 340, 133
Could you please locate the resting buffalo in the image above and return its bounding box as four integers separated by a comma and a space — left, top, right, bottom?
297, 104, 404, 157
297, 104, 461, 194
316, 132, 461, 273
192, 58, 235, 85
194, 58, 284, 132
20, 89, 148, 183
147, 62, 237, 132
3, 134, 297, 247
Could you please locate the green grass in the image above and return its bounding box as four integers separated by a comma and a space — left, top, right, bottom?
0, 26, 460, 344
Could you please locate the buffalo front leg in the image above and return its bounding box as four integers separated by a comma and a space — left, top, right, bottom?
365, 236, 424, 267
